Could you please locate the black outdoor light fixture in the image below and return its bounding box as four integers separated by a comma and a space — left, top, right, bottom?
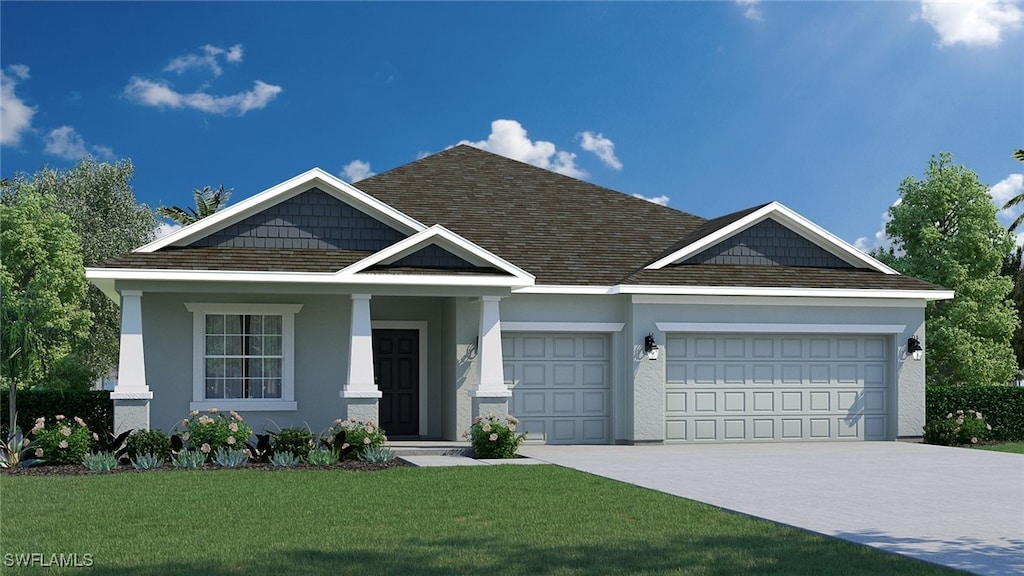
907, 335, 923, 361
644, 333, 659, 360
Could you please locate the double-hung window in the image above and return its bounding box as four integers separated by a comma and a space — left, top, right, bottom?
185, 303, 302, 411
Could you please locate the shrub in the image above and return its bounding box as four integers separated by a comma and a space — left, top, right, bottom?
466, 413, 526, 459
171, 449, 206, 469
326, 418, 386, 460
212, 447, 249, 468
126, 429, 171, 462
178, 410, 253, 453
269, 451, 302, 467
31, 415, 93, 465
131, 453, 165, 470
0, 427, 41, 469
924, 409, 992, 446
926, 385, 1024, 441
272, 427, 315, 460
305, 448, 338, 466
357, 445, 395, 463
0, 389, 112, 439
83, 451, 119, 471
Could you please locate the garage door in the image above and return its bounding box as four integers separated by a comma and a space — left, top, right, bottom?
665, 333, 889, 441
503, 333, 611, 444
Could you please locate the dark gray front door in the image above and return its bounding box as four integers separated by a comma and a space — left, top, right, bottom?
374, 329, 419, 436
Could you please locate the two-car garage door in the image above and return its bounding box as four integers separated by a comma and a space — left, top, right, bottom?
665, 333, 890, 441
503, 333, 611, 444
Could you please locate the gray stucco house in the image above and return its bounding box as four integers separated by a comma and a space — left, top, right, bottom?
87, 145, 952, 443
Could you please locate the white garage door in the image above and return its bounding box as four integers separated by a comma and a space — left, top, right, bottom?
665, 333, 890, 441
503, 333, 611, 444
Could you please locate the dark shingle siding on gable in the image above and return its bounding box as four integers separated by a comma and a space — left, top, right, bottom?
390, 244, 478, 269
191, 188, 406, 251
681, 219, 853, 268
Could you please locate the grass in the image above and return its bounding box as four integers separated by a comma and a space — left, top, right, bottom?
976, 441, 1024, 454
1, 465, 958, 576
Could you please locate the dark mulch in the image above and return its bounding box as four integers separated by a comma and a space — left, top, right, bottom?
0, 460, 406, 476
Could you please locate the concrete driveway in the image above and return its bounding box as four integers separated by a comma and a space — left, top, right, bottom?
518, 442, 1024, 576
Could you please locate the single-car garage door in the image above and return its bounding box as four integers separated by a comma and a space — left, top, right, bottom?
503, 333, 611, 444
665, 333, 890, 441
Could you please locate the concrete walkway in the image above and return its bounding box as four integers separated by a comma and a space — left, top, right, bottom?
518, 442, 1024, 576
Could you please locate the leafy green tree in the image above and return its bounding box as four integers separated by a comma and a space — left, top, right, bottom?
2, 158, 158, 377
1, 190, 92, 431
1000, 245, 1024, 374
873, 152, 1018, 386
157, 185, 231, 226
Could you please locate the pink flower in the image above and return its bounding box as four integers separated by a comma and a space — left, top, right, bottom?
182, 419, 189, 428
971, 437, 978, 444
508, 416, 519, 424
228, 422, 238, 432
340, 421, 350, 429
198, 415, 212, 425
30, 423, 44, 435
200, 443, 211, 454
92, 433, 99, 441
60, 427, 72, 437
482, 423, 492, 432
58, 440, 68, 449
189, 410, 199, 417
34, 448, 43, 457
334, 419, 342, 425
55, 415, 65, 421
363, 437, 371, 444
489, 433, 498, 442
227, 436, 236, 445
208, 408, 218, 414
508, 424, 516, 431
365, 426, 374, 434
976, 413, 983, 420
74, 416, 87, 427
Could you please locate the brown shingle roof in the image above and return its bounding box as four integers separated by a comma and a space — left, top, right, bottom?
624, 265, 945, 291
99, 246, 370, 273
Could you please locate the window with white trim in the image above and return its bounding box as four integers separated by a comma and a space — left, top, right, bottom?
185, 303, 302, 411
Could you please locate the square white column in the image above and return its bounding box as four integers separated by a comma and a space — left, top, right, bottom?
342, 294, 381, 399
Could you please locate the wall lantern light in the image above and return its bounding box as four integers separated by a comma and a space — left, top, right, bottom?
907, 336, 923, 361
644, 333, 660, 360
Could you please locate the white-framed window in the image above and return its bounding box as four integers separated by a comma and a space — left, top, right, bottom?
185, 303, 302, 411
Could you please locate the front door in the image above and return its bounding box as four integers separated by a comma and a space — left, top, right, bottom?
373, 329, 419, 436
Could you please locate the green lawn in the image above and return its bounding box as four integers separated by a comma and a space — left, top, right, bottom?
976, 442, 1024, 454
2, 465, 958, 576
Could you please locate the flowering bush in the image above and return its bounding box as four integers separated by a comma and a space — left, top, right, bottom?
31, 415, 93, 465
326, 418, 386, 460
465, 414, 526, 459
178, 410, 253, 454
923, 409, 992, 446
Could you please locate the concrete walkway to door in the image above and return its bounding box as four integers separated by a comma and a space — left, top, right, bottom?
518, 442, 1024, 576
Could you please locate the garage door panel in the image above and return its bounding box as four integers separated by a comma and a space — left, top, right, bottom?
665, 333, 891, 442
505, 333, 610, 444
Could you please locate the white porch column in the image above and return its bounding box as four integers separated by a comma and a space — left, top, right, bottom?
111, 290, 152, 433
470, 297, 511, 418
341, 294, 380, 422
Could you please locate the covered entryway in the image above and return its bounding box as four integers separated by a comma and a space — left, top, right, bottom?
503, 333, 611, 444
374, 328, 419, 436
664, 333, 890, 441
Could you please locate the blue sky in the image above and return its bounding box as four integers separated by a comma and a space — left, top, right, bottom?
2, 1, 1022, 249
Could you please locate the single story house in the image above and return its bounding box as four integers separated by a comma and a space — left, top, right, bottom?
87, 145, 953, 443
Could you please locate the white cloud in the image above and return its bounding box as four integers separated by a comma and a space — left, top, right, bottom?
43, 126, 116, 161
919, 0, 1024, 47
991, 172, 1024, 220
154, 222, 183, 239
458, 119, 586, 179
1, 64, 36, 146
124, 77, 282, 115
165, 44, 244, 76
632, 193, 670, 206
854, 199, 901, 253
341, 160, 375, 182
578, 131, 623, 170
736, 0, 763, 21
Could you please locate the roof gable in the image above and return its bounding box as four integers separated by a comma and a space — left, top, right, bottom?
644, 202, 897, 274
138, 168, 425, 253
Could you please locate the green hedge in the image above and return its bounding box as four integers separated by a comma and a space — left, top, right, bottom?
0, 388, 112, 439
926, 385, 1024, 442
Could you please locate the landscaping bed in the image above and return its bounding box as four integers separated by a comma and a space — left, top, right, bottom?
0, 459, 404, 476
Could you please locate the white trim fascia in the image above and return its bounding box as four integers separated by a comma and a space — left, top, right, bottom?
87, 267, 531, 288
338, 224, 535, 283
372, 321, 429, 436
512, 285, 617, 295
631, 295, 929, 308
110, 391, 154, 400
644, 202, 899, 274
138, 168, 426, 252
617, 284, 955, 300
655, 322, 907, 334
501, 322, 625, 332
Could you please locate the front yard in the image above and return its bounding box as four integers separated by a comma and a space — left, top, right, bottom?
2, 465, 958, 575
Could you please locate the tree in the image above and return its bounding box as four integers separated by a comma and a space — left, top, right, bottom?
2, 158, 159, 378
1, 190, 92, 431
157, 185, 231, 226
1001, 245, 1024, 375
999, 149, 1024, 231
873, 152, 1018, 386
